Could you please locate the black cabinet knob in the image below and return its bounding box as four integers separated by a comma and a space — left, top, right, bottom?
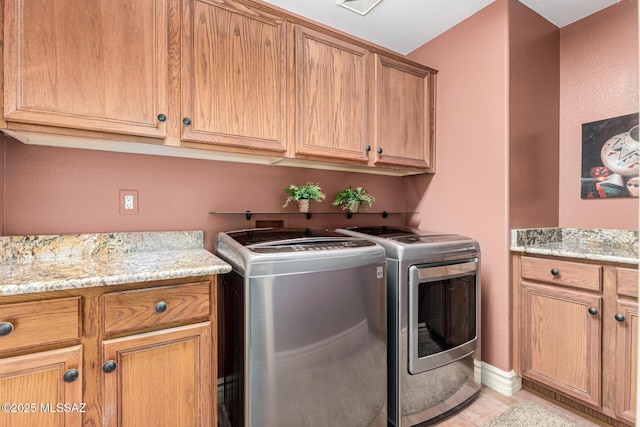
588, 307, 598, 315
102, 360, 117, 374
550, 268, 559, 276
377, 147, 383, 154
0, 322, 14, 336
157, 113, 167, 122
182, 117, 192, 126
154, 301, 168, 313
365, 145, 371, 152
63, 369, 79, 383
614, 313, 625, 322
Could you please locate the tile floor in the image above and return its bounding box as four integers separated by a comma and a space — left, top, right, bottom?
431, 386, 608, 426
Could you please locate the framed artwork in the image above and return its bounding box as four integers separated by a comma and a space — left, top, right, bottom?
581, 112, 639, 198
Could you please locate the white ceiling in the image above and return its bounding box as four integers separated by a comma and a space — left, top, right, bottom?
260, 0, 622, 54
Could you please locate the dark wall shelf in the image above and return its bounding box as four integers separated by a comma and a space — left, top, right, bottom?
209, 211, 419, 220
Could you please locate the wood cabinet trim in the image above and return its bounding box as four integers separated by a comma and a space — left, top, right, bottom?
616, 267, 639, 299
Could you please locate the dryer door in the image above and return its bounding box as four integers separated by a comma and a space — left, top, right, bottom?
408, 259, 478, 374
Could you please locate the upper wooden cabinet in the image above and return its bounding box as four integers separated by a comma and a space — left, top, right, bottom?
2, 0, 437, 175
293, 25, 370, 164
372, 54, 436, 172
3, 0, 168, 138
181, 0, 288, 154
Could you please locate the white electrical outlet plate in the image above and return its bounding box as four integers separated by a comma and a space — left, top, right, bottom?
119, 190, 139, 215
124, 195, 134, 210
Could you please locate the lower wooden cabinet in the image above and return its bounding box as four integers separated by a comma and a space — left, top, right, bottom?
103, 323, 211, 427
514, 254, 638, 426
0, 275, 218, 427
520, 283, 602, 406
0, 345, 83, 427
612, 267, 638, 425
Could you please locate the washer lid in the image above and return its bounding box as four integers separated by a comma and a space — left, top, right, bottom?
220, 228, 376, 253
223, 227, 345, 245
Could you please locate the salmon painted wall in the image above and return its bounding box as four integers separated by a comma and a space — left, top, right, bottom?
406, 0, 511, 371
405, 0, 637, 374
509, 0, 559, 229
1, 136, 406, 250
559, 0, 639, 229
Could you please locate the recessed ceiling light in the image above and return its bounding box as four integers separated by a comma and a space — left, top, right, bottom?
337, 0, 383, 16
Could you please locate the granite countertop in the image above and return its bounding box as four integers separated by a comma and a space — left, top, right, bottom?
0, 231, 232, 296
510, 228, 639, 264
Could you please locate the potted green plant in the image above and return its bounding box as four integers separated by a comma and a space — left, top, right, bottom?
332, 186, 375, 213
282, 182, 326, 213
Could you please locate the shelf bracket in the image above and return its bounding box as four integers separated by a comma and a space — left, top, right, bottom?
347, 212, 354, 219
381, 211, 389, 219
245, 211, 252, 220
306, 212, 313, 220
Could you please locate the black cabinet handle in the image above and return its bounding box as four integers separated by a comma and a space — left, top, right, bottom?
182, 117, 192, 126
63, 369, 79, 383
154, 301, 168, 313
377, 147, 383, 154
614, 313, 625, 322
550, 268, 559, 276
102, 360, 117, 374
365, 145, 371, 152
157, 113, 167, 122
0, 322, 14, 336
588, 307, 598, 315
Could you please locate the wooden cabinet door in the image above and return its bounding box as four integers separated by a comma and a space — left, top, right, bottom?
373, 54, 435, 172
181, 0, 287, 154
293, 25, 370, 163
3, 0, 168, 138
520, 283, 601, 407
614, 299, 637, 425
0, 345, 83, 427
102, 322, 211, 427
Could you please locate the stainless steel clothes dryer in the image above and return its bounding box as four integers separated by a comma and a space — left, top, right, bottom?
336, 226, 481, 427
215, 228, 388, 427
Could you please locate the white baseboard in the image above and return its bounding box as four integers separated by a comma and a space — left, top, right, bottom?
478, 361, 522, 396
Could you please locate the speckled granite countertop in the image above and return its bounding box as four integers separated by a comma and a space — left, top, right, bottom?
0, 231, 232, 296
511, 228, 639, 264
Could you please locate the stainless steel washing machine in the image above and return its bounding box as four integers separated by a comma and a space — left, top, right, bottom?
337, 226, 481, 427
215, 228, 388, 427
